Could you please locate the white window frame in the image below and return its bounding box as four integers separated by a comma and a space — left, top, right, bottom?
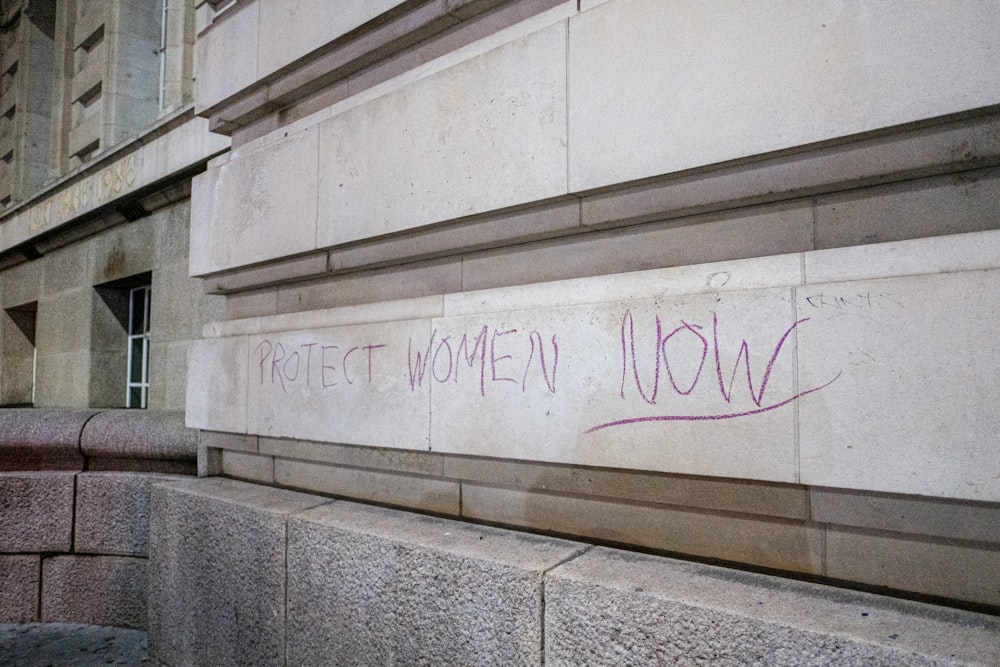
125, 284, 151, 408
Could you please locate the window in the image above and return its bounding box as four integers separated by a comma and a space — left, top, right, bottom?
126, 284, 150, 408
2, 301, 37, 406
94, 272, 151, 408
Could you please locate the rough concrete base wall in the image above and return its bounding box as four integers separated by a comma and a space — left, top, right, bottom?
148, 478, 1000, 666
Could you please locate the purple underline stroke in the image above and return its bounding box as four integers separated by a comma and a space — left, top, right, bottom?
583, 371, 842, 434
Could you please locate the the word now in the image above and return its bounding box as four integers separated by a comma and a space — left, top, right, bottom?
584, 309, 839, 431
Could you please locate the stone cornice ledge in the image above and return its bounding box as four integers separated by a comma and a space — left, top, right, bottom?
199, 0, 563, 136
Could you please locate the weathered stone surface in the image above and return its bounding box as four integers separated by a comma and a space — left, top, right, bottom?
185, 335, 248, 433
274, 458, 459, 515
191, 230, 1000, 500
429, 286, 802, 481
811, 487, 1000, 544
148, 477, 325, 667
286, 501, 585, 666
315, 20, 567, 248
797, 269, 1000, 500
0, 472, 75, 552
75, 472, 189, 557
80, 410, 197, 462
0, 409, 92, 470
0, 555, 39, 623
256, 0, 401, 78
246, 318, 432, 449
41, 556, 148, 630
194, 1, 259, 113
568, 0, 1000, 191
825, 528, 1000, 608
545, 547, 1000, 666
189, 125, 319, 274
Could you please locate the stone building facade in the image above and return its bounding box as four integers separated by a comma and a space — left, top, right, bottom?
0, 0, 225, 409
4, 0, 1000, 663
0, 0, 223, 633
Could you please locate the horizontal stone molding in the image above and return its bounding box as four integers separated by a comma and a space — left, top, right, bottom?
190, 0, 1000, 280
0, 108, 229, 271
147, 477, 1000, 665
196, 0, 566, 133
189, 230, 1000, 502
195, 108, 1000, 291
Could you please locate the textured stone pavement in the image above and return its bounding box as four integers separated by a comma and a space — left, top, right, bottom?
0, 623, 149, 666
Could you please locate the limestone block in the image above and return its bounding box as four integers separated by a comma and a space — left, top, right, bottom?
825, 528, 1000, 608
315, 21, 567, 247
568, 0, 1000, 191
185, 336, 248, 433
274, 458, 459, 515
151, 260, 212, 343
0, 472, 74, 552
90, 216, 156, 286
797, 269, 1000, 501
804, 228, 1000, 285
274, 259, 461, 313
35, 289, 92, 353
149, 340, 191, 412
139, 115, 230, 188
430, 287, 803, 481
245, 318, 432, 449
40, 241, 93, 294
220, 450, 274, 484
545, 547, 1000, 666
257, 0, 401, 77
446, 251, 803, 316
444, 455, 809, 519
0, 555, 39, 622
194, 1, 258, 112
189, 126, 319, 275
148, 478, 325, 667
811, 488, 1000, 544
286, 501, 585, 666
75, 472, 188, 557
260, 436, 442, 476
815, 170, 1000, 249
580, 113, 1000, 231
41, 556, 147, 630
461, 203, 814, 290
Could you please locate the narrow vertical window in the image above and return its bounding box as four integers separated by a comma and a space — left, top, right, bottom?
126, 285, 150, 408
